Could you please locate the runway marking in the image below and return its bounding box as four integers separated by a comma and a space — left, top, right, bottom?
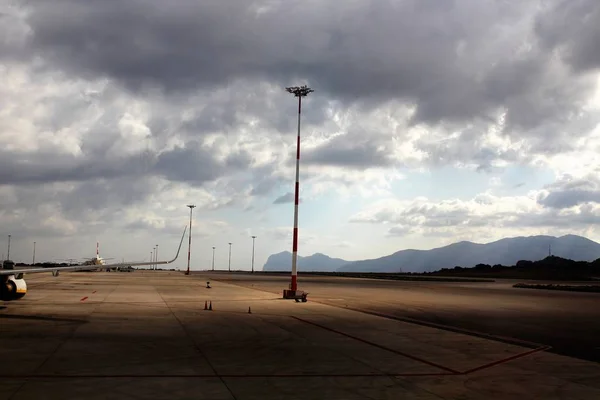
461, 346, 552, 375
291, 316, 460, 374
291, 316, 552, 376
214, 279, 548, 350
0, 372, 453, 379
213, 279, 547, 349
314, 300, 547, 350
80, 296, 88, 302
176, 277, 553, 376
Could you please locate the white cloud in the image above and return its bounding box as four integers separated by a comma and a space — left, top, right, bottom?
351, 184, 600, 244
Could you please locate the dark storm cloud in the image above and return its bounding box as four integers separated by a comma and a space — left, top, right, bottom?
388, 225, 412, 236
273, 192, 293, 204
535, 0, 600, 73
155, 142, 251, 186
9, 0, 597, 133
537, 176, 600, 209
0, 150, 153, 185
125, 220, 198, 237
416, 133, 524, 171
303, 135, 394, 168
538, 189, 600, 209
0, 140, 248, 189
59, 176, 158, 219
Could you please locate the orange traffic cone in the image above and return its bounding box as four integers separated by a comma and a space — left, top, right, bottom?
248, 307, 252, 314
209, 301, 213, 311
204, 301, 208, 310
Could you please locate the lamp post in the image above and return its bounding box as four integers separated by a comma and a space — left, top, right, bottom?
155, 244, 158, 270
251, 235, 256, 273
285, 85, 313, 293
32, 241, 36, 265
212, 246, 215, 271
228, 242, 232, 272
7, 234, 11, 260
186, 205, 196, 275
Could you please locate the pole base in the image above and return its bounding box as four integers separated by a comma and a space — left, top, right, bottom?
283, 289, 308, 302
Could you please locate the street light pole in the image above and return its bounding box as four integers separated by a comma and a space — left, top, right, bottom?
155, 244, 158, 270
32, 241, 36, 265
186, 205, 196, 275
7, 234, 11, 260
228, 242, 232, 272
285, 85, 313, 293
251, 235, 256, 273
212, 246, 215, 271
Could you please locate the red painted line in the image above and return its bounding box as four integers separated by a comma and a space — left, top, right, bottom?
80, 296, 88, 301
462, 346, 552, 375
0, 372, 454, 379
291, 316, 460, 374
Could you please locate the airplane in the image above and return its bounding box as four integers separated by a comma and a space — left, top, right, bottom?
56, 243, 117, 272
81, 242, 115, 266
0, 226, 187, 301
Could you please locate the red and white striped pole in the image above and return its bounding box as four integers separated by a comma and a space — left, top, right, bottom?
185, 204, 195, 275
286, 85, 314, 293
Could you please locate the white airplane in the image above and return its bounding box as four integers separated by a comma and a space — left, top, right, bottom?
0, 226, 187, 301
81, 242, 115, 266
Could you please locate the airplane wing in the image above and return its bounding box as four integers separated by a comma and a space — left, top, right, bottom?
0, 226, 187, 276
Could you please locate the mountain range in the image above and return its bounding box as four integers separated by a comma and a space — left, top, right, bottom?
262, 234, 600, 273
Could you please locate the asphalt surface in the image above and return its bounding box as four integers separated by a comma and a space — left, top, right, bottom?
3, 271, 600, 399
206, 272, 600, 363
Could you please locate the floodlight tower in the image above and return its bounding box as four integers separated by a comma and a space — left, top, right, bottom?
228, 242, 232, 272
32, 241, 36, 265
251, 235, 256, 273
155, 244, 158, 270
284, 85, 313, 296
7, 234, 11, 260
185, 205, 196, 275
212, 246, 216, 271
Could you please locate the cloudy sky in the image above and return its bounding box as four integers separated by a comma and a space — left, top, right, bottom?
2, 0, 600, 270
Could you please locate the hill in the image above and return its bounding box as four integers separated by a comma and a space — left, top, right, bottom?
262, 251, 350, 272
429, 255, 600, 281
335, 234, 600, 273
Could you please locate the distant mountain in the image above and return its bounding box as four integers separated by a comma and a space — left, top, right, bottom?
337, 234, 600, 273
262, 251, 350, 272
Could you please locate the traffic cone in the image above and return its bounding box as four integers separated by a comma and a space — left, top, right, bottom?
204, 301, 208, 310
248, 307, 252, 314
209, 301, 212, 311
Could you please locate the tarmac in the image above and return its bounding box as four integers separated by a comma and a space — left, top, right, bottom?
1, 270, 600, 399
213, 272, 600, 363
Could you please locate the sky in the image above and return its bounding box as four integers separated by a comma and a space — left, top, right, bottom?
2, 0, 600, 271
